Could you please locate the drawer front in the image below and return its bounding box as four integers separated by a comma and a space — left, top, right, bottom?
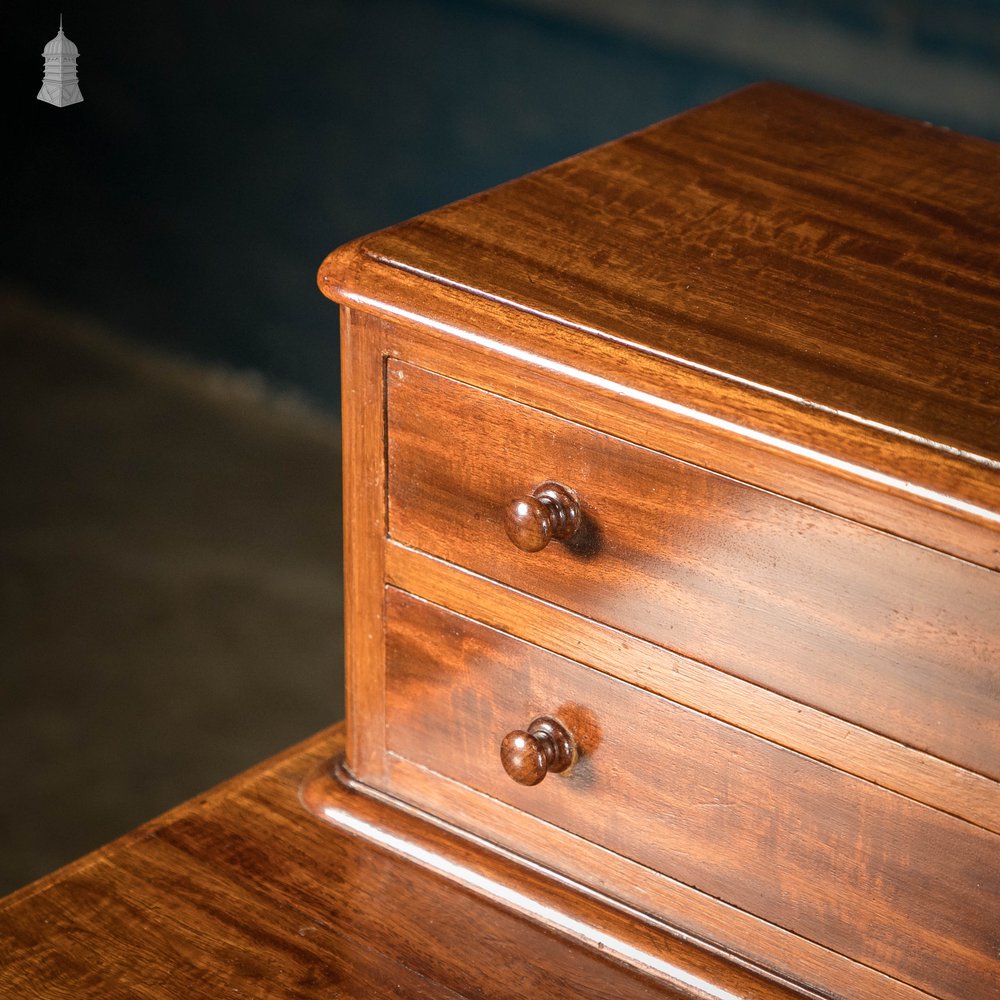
387, 360, 1000, 780
384, 588, 1000, 1000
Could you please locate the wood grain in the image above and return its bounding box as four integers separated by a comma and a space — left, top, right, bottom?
305, 737, 822, 1000
504, 482, 583, 552
317, 84, 1000, 1000
500, 715, 576, 785
374, 83, 1000, 463
382, 757, 928, 1000
320, 84, 1000, 570
383, 588, 1000, 1000
388, 359, 1000, 780
385, 541, 1000, 833
363, 304, 999, 571
340, 309, 389, 779
0, 725, 708, 1000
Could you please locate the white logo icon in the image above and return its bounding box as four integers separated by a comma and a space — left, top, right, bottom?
38, 15, 83, 108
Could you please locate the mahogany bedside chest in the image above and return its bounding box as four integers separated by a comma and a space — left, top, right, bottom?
2, 83, 997, 1000
309, 83, 1000, 999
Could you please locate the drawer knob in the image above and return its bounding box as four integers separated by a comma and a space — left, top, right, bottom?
503, 482, 581, 553
500, 716, 575, 786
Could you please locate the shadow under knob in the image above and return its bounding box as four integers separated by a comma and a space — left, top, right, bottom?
503, 481, 581, 553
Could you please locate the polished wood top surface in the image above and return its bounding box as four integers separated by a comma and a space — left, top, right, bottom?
321, 83, 1000, 551
0, 725, 708, 999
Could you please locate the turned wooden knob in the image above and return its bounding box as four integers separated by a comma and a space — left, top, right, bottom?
503, 482, 581, 553
500, 716, 575, 786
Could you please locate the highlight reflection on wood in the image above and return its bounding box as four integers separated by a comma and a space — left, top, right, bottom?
6, 82, 996, 1000
316, 83, 1000, 1000
1, 726, 705, 999
503, 482, 582, 553
387, 361, 999, 779
500, 715, 576, 785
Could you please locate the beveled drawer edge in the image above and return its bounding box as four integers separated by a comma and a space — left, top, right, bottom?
301, 749, 839, 1000
386, 542, 1000, 834
375, 310, 1000, 572
388, 355, 998, 575
375, 753, 935, 1000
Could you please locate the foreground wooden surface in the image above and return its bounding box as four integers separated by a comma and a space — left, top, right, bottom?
0, 723, 742, 999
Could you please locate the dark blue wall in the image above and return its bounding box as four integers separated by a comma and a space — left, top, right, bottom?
4, 1, 999, 410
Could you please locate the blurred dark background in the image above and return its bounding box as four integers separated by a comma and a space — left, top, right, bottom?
2, 0, 999, 895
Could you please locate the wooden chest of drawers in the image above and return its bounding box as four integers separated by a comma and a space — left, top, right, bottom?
312, 83, 1000, 999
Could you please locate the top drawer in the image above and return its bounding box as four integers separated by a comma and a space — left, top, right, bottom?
387, 360, 1000, 780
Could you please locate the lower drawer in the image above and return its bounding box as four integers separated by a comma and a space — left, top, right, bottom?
383, 587, 999, 1000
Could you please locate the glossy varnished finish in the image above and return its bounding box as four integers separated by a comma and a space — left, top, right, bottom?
317, 86, 1000, 1000
0, 725, 708, 1000
340, 309, 389, 778
5, 85, 997, 1000
382, 588, 1000, 1000
388, 359, 1000, 780
365, 85, 1000, 466
303, 736, 818, 1000
321, 84, 1000, 569
500, 715, 576, 785
503, 482, 582, 553
385, 543, 1000, 834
